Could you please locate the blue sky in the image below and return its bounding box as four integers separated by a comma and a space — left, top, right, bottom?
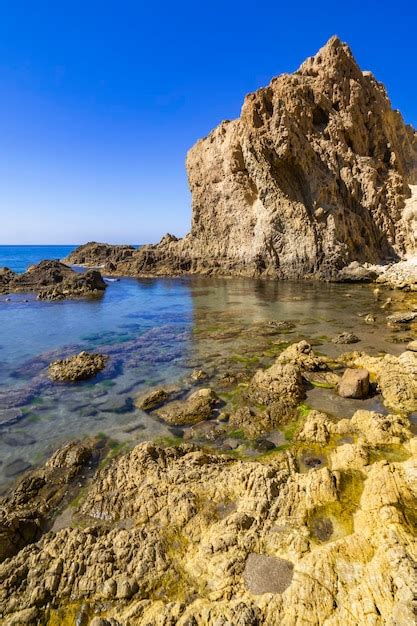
0, 0, 416, 244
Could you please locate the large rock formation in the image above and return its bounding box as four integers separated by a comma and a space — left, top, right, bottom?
67, 36, 417, 280
0, 260, 107, 300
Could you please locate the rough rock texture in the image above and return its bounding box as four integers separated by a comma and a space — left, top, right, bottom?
156, 388, 218, 425
376, 258, 417, 290
1, 419, 417, 625
0, 440, 99, 562
67, 36, 417, 280
0, 260, 107, 300
66, 242, 135, 269
48, 352, 109, 382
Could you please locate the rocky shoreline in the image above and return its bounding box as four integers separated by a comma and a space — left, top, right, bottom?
1, 305, 416, 623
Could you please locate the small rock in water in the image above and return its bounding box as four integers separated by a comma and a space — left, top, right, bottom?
48, 351, 108, 382
407, 340, 417, 352
0, 408, 24, 427
338, 368, 370, 399
332, 332, 360, 344
221, 438, 241, 450
255, 438, 276, 452
302, 454, 324, 469
2, 432, 36, 447
190, 369, 209, 381
135, 388, 169, 411
243, 553, 294, 594
4, 458, 31, 477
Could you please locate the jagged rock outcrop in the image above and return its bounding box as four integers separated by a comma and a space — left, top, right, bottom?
67, 36, 417, 280
0, 260, 107, 300
1, 425, 417, 625
67, 241, 135, 269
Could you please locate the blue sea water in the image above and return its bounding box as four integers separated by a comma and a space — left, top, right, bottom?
0, 245, 405, 492
0, 245, 77, 273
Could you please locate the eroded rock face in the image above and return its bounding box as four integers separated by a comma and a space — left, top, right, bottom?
0, 260, 107, 300
67, 36, 416, 280
1, 426, 417, 624
66, 242, 135, 269
48, 351, 109, 382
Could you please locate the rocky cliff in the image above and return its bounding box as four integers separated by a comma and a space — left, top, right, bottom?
68, 36, 417, 279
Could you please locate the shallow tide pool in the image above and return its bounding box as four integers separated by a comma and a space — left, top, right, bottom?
0, 266, 413, 492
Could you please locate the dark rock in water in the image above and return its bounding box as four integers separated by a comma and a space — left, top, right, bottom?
100, 396, 133, 413
243, 553, 294, 594
222, 437, 241, 450
0, 408, 24, 427
302, 455, 324, 469
2, 432, 36, 447
311, 517, 334, 542
332, 332, 360, 344
2, 259, 107, 301
338, 368, 370, 399
267, 320, 296, 331
4, 458, 32, 477
255, 438, 276, 452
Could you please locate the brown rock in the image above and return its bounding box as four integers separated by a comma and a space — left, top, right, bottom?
48, 351, 108, 382
135, 388, 170, 411
156, 388, 218, 425
67, 37, 417, 280
338, 368, 369, 398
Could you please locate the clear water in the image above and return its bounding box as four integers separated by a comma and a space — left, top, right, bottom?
0, 245, 77, 273
0, 246, 414, 492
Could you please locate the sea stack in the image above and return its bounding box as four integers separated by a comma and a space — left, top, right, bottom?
68, 36, 417, 280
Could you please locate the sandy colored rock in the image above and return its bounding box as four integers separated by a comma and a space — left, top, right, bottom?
135, 387, 170, 411
351, 409, 411, 445
247, 362, 304, 407
48, 351, 108, 382
277, 340, 328, 371
156, 388, 218, 425
338, 368, 369, 398
68, 37, 417, 281
340, 351, 417, 412
1, 431, 417, 624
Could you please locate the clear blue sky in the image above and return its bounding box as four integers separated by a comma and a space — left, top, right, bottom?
1, 0, 416, 244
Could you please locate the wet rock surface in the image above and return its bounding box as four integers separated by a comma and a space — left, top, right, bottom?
156, 388, 218, 425
48, 351, 109, 382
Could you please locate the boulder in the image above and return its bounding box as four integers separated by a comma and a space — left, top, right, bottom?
156, 388, 218, 425
48, 351, 108, 382
135, 388, 170, 411
338, 368, 369, 399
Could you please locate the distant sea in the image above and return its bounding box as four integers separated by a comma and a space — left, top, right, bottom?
0, 245, 77, 273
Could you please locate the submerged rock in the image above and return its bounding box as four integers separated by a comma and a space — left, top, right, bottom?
156, 388, 218, 425
332, 332, 360, 344
135, 388, 170, 411
338, 368, 370, 399
48, 351, 108, 382
386, 310, 417, 324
